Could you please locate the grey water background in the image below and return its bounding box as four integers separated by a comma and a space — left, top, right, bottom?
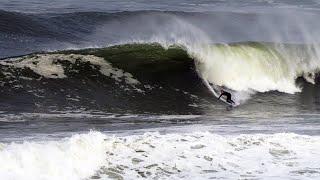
0, 0, 320, 141
2, 0, 320, 13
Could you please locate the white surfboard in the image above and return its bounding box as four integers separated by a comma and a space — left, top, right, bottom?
203, 80, 238, 107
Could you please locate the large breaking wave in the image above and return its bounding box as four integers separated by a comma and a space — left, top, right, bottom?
1, 10, 320, 108
1, 42, 319, 107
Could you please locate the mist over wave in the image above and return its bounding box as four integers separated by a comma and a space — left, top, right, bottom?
2, 9, 320, 56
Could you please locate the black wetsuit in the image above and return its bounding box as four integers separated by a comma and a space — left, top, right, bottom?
218, 91, 235, 104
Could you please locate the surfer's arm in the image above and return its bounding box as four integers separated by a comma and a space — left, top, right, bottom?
218, 94, 222, 99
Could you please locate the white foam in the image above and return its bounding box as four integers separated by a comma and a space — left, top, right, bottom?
0, 131, 320, 179
0, 131, 107, 180
0, 54, 140, 85
0, 55, 66, 79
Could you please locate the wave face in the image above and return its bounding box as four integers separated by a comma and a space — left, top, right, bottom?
0, 44, 205, 114
1, 131, 320, 180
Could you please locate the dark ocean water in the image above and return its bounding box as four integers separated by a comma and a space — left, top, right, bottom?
0, 1, 320, 179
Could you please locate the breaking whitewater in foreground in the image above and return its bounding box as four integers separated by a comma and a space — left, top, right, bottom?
1, 131, 320, 179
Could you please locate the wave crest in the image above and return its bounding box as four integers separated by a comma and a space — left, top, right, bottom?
194, 43, 320, 94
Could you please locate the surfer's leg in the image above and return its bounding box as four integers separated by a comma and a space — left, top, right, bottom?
227, 99, 235, 104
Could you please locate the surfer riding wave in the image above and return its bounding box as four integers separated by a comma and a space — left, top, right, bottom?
218, 90, 235, 104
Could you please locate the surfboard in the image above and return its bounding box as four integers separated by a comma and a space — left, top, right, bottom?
203, 80, 237, 107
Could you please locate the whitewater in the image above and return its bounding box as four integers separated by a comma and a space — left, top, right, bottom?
1, 131, 320, 180
1, 0, 320, 180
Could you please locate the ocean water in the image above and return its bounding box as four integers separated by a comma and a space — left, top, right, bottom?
0, 0, 320, 179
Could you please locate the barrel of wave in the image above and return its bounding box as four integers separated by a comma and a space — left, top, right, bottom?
193, 42, 320, 104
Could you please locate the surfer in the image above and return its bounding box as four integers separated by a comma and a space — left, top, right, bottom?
218, 90, 235, 104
